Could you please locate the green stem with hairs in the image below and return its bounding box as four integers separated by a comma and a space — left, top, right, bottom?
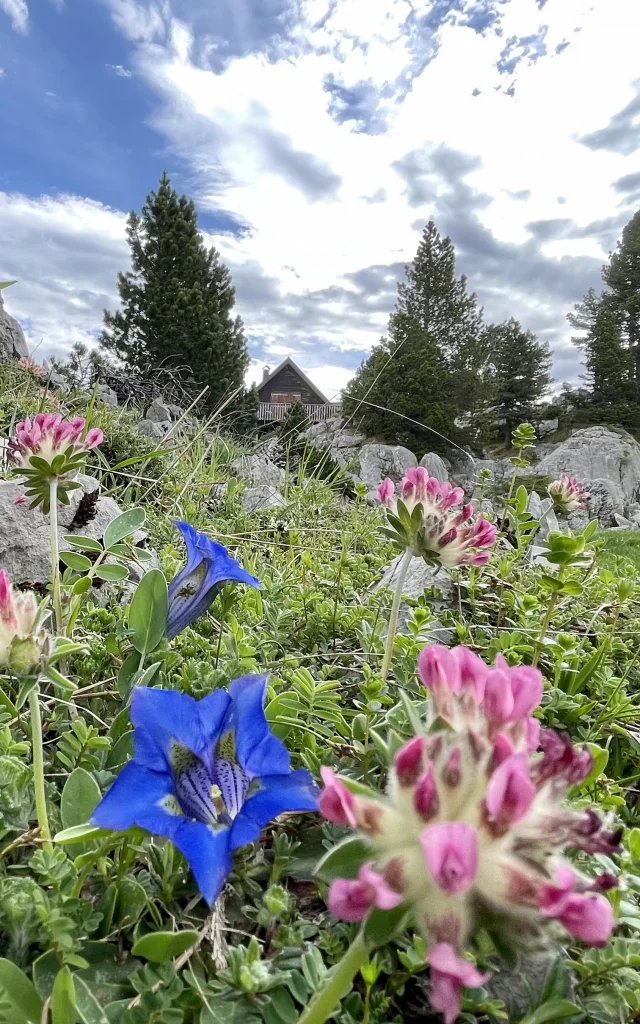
380, 547, 413, 681
29, 686, 51, 849
296, 930, 369, 1024
49, 478, 63, 635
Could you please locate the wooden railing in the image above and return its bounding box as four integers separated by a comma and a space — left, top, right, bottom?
259, 402, 342, 423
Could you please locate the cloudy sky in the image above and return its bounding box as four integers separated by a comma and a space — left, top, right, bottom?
1, 0, 640, 399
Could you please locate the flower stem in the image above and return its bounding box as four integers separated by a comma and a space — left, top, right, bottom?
296, 930, 369, 1024
532, 571, 564, 667
49, 478, 63, 634
29, 685, 51, 849
380, 548, 413, 681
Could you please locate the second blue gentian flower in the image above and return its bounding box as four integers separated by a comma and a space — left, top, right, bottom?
167, 521, 261, 639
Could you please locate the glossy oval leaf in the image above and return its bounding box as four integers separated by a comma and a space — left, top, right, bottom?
0, 957, 44, 1023
128, 568, 168, 655
54, 823, 108, 845
60, 551, 93, 572
61, 768, 102, 830
315, 836, 371, 884
73, 976, 110, 1024
104, 508, 146, 551
51, 966, 77, 1024
94, 564, 130, 582
131, 930, 199, 962
63, 535, 103, 553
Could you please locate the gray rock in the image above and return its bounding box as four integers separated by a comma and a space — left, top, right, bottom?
614, 512, 635, 529
146, 398, 172, 424
419, 452, 448, 482
232, 454, 285, 491
0, 291, 29, 360
355, 443, 417, 495
167, 404, 184, 421
42, 365, 69, 392
536, 426, 640, 505
537, 417, 559, 437
210, 482, 229, 500
241, 485, 286, 514
136, 420, 165, 439
0, 475, 148, 585
96, 384, 118, 406
487, 950, 573, 1020
583, 477, 624, 527
528, 545, 556, 570
527, 491, 559, 540
375, 554, 455, 639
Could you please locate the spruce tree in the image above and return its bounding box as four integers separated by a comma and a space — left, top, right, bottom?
342, 221, 484, 455
101, 172, 248, 409
488, 318, 552, 443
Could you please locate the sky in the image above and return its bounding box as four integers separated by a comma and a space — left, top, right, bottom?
1, 0, 640, 400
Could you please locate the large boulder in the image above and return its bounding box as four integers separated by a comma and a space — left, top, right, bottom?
0, 291, 29, 361
526, 491, 559, 540
0, 475, 147, 585
419, 452, 448, 482
303, 419, 366, 471
584, 477, 625, 527
136, 420, 165, 439
241, 485, 286, 514
536, 427, 640, 505
355, 443, 417, 495
146, 398, 172, 424
96, 384, 118, 406
232, 454, 285, 491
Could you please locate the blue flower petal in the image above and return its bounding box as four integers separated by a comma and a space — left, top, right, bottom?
229, 769, 319, 851
167, 523, 261, 640
131, 687, 228, 771
91, 761, 174, 831
171, 819, 232, 906
225, 675, 291, 777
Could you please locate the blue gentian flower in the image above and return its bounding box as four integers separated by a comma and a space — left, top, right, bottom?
91, 675, 319, 905
167, 521, 261, 640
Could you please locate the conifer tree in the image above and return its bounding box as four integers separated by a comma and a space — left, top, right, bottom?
342, 222, 484, 455
101, 172, 248, 409
488, 318, 552, 443
603, 209, 640, 394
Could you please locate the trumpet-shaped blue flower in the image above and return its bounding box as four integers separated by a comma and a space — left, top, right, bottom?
91, 675, 319, 905
167, 521, 261, 640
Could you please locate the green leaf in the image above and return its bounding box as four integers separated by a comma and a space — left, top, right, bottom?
315, 836, 371, 883
261, 988, 298, 1024
103, 508, 146, 551
63, 535, 103, 553
94, 564, 129, 582
517, 999, 585, 1024
579, 744, 609, 789
61, 768, 102, 830
51, 967, 77, 1024
0, 280, 17, 290
117, 651, 140, 700
540, 957, 571, 1003
131, 930, 199, 963
628, 827, 640, 861
115, 877, 147, 928
560, 580, 583, 597
60, 551, 93, 572
0, 958, 44, 1023
73, 977, 110, 1024
72, 576, 93, 596
53, 823, 107, 845
363, 904, 411, 947
128, 568, 168, 655
105, 731, 133, 770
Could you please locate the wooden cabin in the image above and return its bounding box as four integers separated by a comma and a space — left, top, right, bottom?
257, 357, 342, 423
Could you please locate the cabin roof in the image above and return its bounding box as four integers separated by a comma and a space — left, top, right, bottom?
258, 357, 329, 403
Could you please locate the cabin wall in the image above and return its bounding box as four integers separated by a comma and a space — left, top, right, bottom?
258, 366, 324, 405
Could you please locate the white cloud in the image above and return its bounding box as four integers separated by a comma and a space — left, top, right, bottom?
0, 0, 29, 33
106, 63, 134, 77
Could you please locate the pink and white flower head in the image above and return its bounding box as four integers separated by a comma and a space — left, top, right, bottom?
548, 473, 590, 514
17, 356, 47, 378
319, 643, 618, 1020
377, 470, 497, 568
8, 414, 102, 475
0, 570, 50, 674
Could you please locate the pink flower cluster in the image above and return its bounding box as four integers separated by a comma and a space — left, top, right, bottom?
17, 356, 47, 377
8, 414, 103, 476
320, 644, 619, 1024
548, 473, 590, 514
0, 570, 48, 673
377, 467, 496, 567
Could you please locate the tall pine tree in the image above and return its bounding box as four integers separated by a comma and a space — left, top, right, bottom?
603, 209, 640, 393
487, 318, 552, 443
101, 172, 248, 409
569, 289, 633, 403
342, 222, 485, 455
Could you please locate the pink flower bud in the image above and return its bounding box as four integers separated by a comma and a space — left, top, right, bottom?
414, 762, 438, 819
328, 861, 402, 922
84, 427, 104, 449
506, 664, 543, 721
486, 753, 535, 825
451, 645, 487, 702
377, 477, 395, 507
443, 747, 461, 786
539, 868, 614, 945
526, 716, 541, 752
422, 822, 478, 894
483, 668, 514, 728
394, 735, 424, 787
318, 767, 356, 827
491, 732, 515, 768
418, 645, 461, 695
428, 944, 491, 1024
0, 570, 15, 623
